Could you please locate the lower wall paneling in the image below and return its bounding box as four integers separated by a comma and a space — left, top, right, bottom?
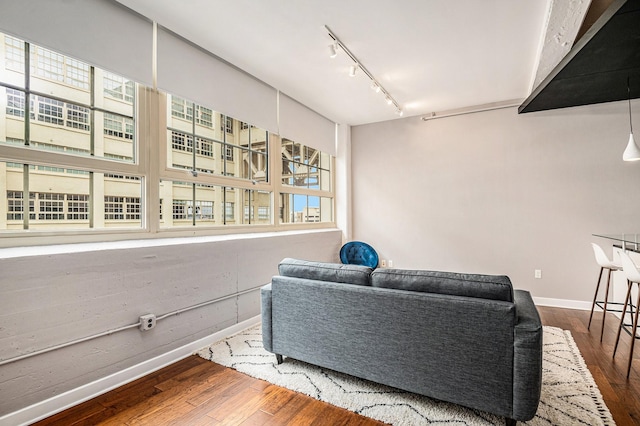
0, 229, 342, 422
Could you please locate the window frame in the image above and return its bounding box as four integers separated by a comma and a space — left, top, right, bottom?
0, 34, 336, 248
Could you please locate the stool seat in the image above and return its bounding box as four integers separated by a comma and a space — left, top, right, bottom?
593, 243, 622, 270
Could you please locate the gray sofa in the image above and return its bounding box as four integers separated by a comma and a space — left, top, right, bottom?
261, 258, 542, 425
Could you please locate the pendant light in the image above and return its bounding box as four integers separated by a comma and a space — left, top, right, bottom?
623, 76, 640, 161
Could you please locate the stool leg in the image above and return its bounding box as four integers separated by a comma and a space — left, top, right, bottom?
588, 267, 605, 330
614, 280, 633, 358
629, 293, 636, 328
626, 285, 640, 378
600, 268, 613, 342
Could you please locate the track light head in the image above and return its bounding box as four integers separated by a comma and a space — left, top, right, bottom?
349, 64, 358, 77
371, 82, 381, 93
385, 96, 393, 105
396, 108, 404, 117
328, 43, 337, 58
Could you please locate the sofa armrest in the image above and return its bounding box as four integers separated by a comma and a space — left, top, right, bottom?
261, 283, 273, 352
512, 289, 542, 420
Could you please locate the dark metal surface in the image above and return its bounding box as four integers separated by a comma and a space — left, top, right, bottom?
519, 0, 640, 113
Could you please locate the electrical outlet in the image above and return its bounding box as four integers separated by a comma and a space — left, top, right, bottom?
139, 314, 156, 331
534, 269, 542, 279
380, 259, 387, 268
388, 260, 394, 268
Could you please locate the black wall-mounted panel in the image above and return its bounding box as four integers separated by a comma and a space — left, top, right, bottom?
519, 0, 640, 113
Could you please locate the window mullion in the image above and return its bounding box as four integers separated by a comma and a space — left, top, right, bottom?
143, 86, 162, 233
90, 66, 95, 155
89, 172, 94, 228
24, 41, 31, 146
22, 164, 29, 229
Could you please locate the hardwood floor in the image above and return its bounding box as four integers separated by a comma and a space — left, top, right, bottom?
32, 306, 640, 425
538, 306, 640, 425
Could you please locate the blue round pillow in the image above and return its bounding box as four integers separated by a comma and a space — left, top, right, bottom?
340, 241, 379, 268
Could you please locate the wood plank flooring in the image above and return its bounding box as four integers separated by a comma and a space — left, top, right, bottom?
32, 306, 640, 425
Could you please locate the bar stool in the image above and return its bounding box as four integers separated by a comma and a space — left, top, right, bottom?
589, 243, 623, 341
613, 251, 640, 378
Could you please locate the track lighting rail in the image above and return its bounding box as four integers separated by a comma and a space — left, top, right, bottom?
325, 25, 403, 116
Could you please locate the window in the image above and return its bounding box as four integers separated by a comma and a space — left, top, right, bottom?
279, 193, 332, 224
66, 104, 90, 131
197, 106, 213, 128
104, 72, 134, 102
66, 194, 89, 220
7, 190, 27, 220
104, 113, 134, 140
0, 31, 333, 242
0, 33, 141, 232
281, 139, 331, 190
171, 96, 191, 120
222, 115, 233, 134
279, 138, 333, 224
160, 181, 269, 228
32, 45, 90, 89
37, 193, 64, 220
258, 206, 269, 220
6, 88, 25, 117
167, 95, 269, 202
224, 145, 234, 161
172, 199, 187, 220
198, 138, 213, 157
33, 46, 64, 83
4, 36, 24, 72
104, 196, 141, 221
171, 131, 189, 152
240, 189, 270, 225
35, 96, 64, 125
225, 202, 234, 220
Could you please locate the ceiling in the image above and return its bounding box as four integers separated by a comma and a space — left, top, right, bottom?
520, 0, 640, 113
115, 0, 554, 126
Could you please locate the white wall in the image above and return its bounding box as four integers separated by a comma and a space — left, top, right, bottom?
0, 229, 342, 417
351, 101, 640, 303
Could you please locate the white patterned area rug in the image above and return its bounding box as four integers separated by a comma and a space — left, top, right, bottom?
196, 325, 615, 425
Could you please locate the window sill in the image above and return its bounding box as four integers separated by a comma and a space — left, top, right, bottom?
0, 227, 340, 259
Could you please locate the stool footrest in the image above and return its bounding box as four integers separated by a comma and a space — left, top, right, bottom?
594, 300, 640, 337
595, 300, 636, 313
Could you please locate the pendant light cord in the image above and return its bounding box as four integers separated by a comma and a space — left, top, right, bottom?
629, 76, 634, 133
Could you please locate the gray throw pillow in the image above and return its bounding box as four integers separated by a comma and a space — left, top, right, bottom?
278, 258, 372, 286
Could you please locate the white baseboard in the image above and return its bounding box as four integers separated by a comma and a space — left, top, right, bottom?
0, 315, 260, 426
533, 296, 592, 311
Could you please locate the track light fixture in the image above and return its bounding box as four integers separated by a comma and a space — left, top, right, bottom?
325, 25, 403, 117
328, 42, 338, 58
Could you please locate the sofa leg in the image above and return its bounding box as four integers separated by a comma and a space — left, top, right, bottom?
276, 354, 283, 364
505, 418, 516, 426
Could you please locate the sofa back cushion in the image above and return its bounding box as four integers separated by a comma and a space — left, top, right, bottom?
371, 268, 513, 302
278, 258, 372, 286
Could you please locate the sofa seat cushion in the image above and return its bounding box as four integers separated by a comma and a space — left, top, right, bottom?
371, 268, 513, 302
278, 258, 373, 286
